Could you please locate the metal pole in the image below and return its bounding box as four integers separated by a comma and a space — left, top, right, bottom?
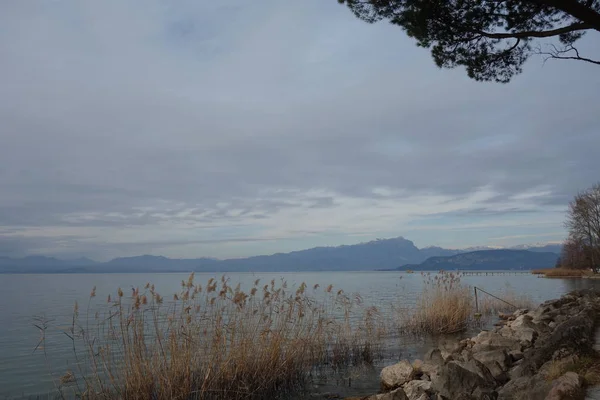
474, 286, 519, 309
474, 286, 478, 313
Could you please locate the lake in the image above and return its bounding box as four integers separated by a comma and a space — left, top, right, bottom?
1, 271, 598, 399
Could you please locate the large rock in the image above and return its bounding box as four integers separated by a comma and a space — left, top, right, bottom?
498, 315, 540, 346
514, 327, 537, 345
424, 348, 445, 364
485, 361, 509, 384
509, 350, 524, 362
538, 355, 579, 380
430, 359, 496, 399
472, 331, 522, 353
471, 386, 499, 400
418, 362, 439, 380
417, 348, 445, 379
381, 360, 415, 390
402, 380, 432, 400
513, 308, 597, 376
373, 388, 409, 400
528, 307, 556, 326
544, 372, 584, 400
441, 339, 468, 354
509, 315, 536, 330
497, 375, 552, 400
472, 349, 512, 371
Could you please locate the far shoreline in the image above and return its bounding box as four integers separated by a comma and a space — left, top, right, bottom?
0, 268, 537, 274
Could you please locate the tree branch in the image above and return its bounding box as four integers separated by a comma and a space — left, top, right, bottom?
532, 0, 600, 32
537, 43, 600, 65
477, 22, 591, 39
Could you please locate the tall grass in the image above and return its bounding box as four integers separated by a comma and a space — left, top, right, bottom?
41, 275, 384, 400
399, 272, 534, 335
400, 272, 473, 334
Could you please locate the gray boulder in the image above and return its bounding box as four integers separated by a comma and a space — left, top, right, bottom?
373, 388, 409, 400
381, 360, 415, 390
431, 359, 496, 399
497, 375, 552, 400
485, 361, 509, 384
471, 331, 522, 353
544, 372, 584, 400
424, 348, 444, 364
402, 380, 432, 400
472, 349, 512, 371
499, 315, 539, 346
509, 350, 524, 362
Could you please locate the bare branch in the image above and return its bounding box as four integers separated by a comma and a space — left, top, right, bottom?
536, 43, 600, 65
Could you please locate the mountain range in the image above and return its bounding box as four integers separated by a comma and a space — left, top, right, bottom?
0, 237, 562, 273
396, 249, 559, 271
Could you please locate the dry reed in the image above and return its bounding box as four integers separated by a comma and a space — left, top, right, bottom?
399, 272, 534, 335
401, 272, 473, 334
531, 268, 591, 277
37, 271, 538, 398
43, 274, 384, 400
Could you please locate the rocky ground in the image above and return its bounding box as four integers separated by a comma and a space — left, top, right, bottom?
347, 289, 600, 400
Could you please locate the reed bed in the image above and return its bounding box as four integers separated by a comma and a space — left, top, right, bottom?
37, 271, 537, 398
398, 272, 534, 335
531, 268, 591, 277
400, 272, 473, 334
40, 274, 385, 400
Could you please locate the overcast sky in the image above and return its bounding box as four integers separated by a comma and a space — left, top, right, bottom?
1, 0, 599, 260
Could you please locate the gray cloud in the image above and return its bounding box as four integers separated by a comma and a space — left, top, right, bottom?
0, 0, 599, 258
424, 208, 543, 218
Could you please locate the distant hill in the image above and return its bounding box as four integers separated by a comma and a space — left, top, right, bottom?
101, 255, 220, 273
0, 256, 98, 273
0, 237, 562, 273
397, 249, 559, 271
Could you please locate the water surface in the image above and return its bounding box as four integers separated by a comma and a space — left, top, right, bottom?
0, 271, 597, 399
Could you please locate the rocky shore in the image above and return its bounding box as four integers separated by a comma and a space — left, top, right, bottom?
350, 289, 600, 400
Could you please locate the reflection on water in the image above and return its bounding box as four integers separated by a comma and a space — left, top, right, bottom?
1, 272, 599, 399
560, 277, 600, 292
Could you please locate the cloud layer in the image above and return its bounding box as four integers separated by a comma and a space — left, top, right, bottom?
1, 0, 599, 259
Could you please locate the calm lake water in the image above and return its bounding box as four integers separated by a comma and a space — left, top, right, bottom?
1, 271, 598, 399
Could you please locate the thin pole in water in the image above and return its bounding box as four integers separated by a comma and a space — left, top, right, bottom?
474, 286, 478, 313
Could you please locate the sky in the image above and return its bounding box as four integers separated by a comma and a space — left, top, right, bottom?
1, 0, 599, 261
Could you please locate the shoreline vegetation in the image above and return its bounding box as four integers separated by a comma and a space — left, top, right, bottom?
531, 268, 599, 278
35, 272, 534, 400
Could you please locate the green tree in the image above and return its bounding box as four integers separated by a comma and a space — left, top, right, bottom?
337, 0, 600, 82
